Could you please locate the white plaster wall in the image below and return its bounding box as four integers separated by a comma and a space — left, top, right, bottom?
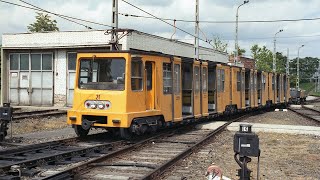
2, 30, 114, 48
55, 50, 67, 95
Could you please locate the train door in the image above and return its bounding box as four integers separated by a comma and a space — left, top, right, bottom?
182, 62, 193, 117
201, 62, 209, 116
193, 61, 201, 118
208, 65, 216, 113
241, 69, 245, 109
145, 61, 155, 110
245, 70, 250, 107
173, 58, 182, 121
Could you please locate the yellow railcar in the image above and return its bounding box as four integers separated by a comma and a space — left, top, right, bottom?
67, 50, 291, 139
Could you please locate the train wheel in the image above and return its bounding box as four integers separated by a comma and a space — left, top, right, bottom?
74, 125, 89, 138
120, 128, 133, 140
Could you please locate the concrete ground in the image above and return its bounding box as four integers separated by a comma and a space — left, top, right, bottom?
198, 122, 320, 136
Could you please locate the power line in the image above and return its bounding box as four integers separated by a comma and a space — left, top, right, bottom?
19, 0, 93, 29
119, 12, 320, 24
0, 0, 113, 28
222, 34, 320, 41
120, 0, 211, 46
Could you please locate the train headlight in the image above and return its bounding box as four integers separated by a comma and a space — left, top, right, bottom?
90, 104, 97, 109
85, 100, 111, 110
98, 104, 105, 109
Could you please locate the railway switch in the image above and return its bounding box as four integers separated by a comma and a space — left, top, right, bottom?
233, 124, 260, 180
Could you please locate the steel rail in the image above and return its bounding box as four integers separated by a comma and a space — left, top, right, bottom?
38, 132, 171, 180
288, 106, 320, 123
141, 114, 248, 180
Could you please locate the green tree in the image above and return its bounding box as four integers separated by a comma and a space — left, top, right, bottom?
251, 44, 273, 72
230, 46, 246, 56
28, 12, 59, 32
289, 57, 319, 85
212, 36, 228, 53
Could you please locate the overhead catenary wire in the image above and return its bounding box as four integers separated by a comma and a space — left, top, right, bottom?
119, 13, 320, 24
120, 0, 210, 46
0, 0, 113, 28
19, 0, 93, 29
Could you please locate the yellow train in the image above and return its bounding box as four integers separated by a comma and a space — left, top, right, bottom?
67, 50, 290, 139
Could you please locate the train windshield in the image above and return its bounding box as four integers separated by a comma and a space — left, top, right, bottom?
78, 58, 125, 90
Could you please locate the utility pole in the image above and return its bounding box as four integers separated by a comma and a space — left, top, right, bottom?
194, 0, 200, 61
296, 45, 304, 90
111, 0, 119, 50
234, 0, 249, 65
273, 29, 283, 72
317, 60, 320, 92
286, 48, 289, 75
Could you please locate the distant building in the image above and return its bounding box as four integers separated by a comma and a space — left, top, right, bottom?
1, 29, 229, 107
229, 56, 256, 69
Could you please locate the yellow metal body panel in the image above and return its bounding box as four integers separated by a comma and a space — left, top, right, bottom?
217, 64, 230, 113
201, 62, 209, 116
193, 61, 201, 118
173, 58, 183, 122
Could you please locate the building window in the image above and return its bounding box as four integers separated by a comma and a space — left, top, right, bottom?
31, 54, 41, 70
202, 67, 208, 92
163, 63, 172, 94
237, 71, 241, 91
131, 59, 143, 91
42, 54, 53, 70
174, 64, 180, 94
68, 52, 77, 70
20, 54, 29, 70
194, 66, 200, 93
9, 54, 19, 70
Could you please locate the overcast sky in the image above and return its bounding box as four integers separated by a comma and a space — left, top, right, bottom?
1, 0, 319, 59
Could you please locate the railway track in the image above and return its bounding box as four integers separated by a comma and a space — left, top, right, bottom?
29, 114, 250, 180
12, 109, 66, 120
288, 105, 320, 123
0, 133, 123, 179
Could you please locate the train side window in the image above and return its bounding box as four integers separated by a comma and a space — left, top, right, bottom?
202, 67, 208, 92
221, 69, 225, 92
237, 71, 241, 91
217, 69, 225, 92
163, 63, 172, 94
146, 62, 152, 91
272, 76, 275, 90
131, 59, 143, 91
174, 64, 180, 94
194, 66, 200, 93
262, 75, 266, 90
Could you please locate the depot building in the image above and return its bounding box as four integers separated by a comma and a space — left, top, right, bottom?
1, 29, 229, 107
